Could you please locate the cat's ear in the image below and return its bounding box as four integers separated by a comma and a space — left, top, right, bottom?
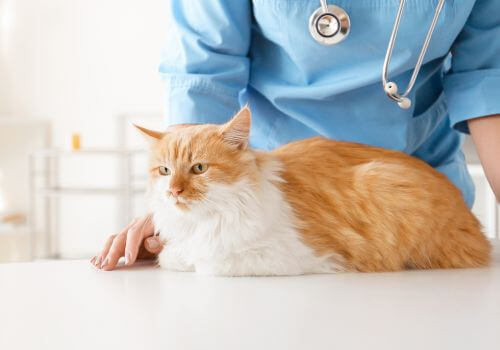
220, 105, 251, 150
133, 124, 164, 145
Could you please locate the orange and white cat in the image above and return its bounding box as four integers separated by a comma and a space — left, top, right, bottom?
136, 107, 491, 276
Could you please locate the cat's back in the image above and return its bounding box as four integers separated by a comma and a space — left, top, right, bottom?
272, 136, 449, 192
270, 137, 490, 271
273, 136, 435, 176
272, 136, 467, 217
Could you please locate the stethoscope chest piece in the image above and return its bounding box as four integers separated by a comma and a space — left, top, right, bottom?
309, 4, 350, 45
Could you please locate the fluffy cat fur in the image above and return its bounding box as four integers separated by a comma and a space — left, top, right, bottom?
137, 107, 491, 276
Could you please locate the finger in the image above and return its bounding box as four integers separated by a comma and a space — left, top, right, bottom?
90, 256, 103, 270
124, 219, 147, 266
96, 218, 138, 268
101, 233, 126, 271
96, 234, 116, 267
136, 242, 157, 260
124, 214, 154, 265
136, 236, 163, 260
144, 236, 164, 255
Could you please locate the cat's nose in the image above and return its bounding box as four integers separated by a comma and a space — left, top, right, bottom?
170, 186, 184, 197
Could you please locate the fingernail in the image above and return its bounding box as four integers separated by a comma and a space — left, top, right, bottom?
125, 251, 131, 265
95, 256, 102, 266
101, 258, 109, 269
148, 239, 159, 249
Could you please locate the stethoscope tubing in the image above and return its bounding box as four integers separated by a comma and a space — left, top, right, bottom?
382, 0, 446, 103
320, 0, 329, 14
311, 0, 446, 109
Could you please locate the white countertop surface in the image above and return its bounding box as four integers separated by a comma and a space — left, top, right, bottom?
1, 244, 499, 350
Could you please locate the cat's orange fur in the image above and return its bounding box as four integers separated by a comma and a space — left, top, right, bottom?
140, 107, 491, 272
274, 138, 491, 271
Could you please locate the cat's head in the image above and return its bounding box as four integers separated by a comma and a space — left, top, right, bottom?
136, 106, 257, 213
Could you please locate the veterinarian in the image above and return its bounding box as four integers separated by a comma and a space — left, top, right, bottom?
92, 0, 500, 270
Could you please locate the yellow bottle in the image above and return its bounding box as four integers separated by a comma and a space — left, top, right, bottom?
71, 133, 81, 151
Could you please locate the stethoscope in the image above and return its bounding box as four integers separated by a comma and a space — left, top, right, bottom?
309, 0, 446, 109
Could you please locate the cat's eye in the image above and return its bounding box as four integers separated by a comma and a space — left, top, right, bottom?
192, 163, 208, 174
158, 166, 171, 176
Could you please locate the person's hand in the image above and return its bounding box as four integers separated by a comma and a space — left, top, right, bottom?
90, 213, 163, 271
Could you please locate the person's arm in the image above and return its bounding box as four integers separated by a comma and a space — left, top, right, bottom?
160, 1, 252, 125
442, 0, 500, 201
468, 115, 500, 202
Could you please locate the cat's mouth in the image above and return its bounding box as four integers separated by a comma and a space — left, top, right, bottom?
174, 198, 190, 211
170, 196, 190, 209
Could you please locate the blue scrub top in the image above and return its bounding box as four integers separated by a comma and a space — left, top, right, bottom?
159, 0, 500, 208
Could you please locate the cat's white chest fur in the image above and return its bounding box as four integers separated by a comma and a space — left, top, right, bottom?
150, 160, 343, 276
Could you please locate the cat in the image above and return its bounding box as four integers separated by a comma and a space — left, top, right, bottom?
136, 106, 491, 276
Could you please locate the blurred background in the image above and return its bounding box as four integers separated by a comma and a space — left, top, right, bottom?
0, 0, 498, 263
0, 0, 166, 262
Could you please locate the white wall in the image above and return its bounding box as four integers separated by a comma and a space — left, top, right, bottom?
0, 0, 167, 145
0, 0, 169, 258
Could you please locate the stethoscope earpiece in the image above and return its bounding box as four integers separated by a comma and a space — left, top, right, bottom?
397, 97, 411, 109
384, 82, 412, 109
382, 0, 445, 109
384, 82, 398, 95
